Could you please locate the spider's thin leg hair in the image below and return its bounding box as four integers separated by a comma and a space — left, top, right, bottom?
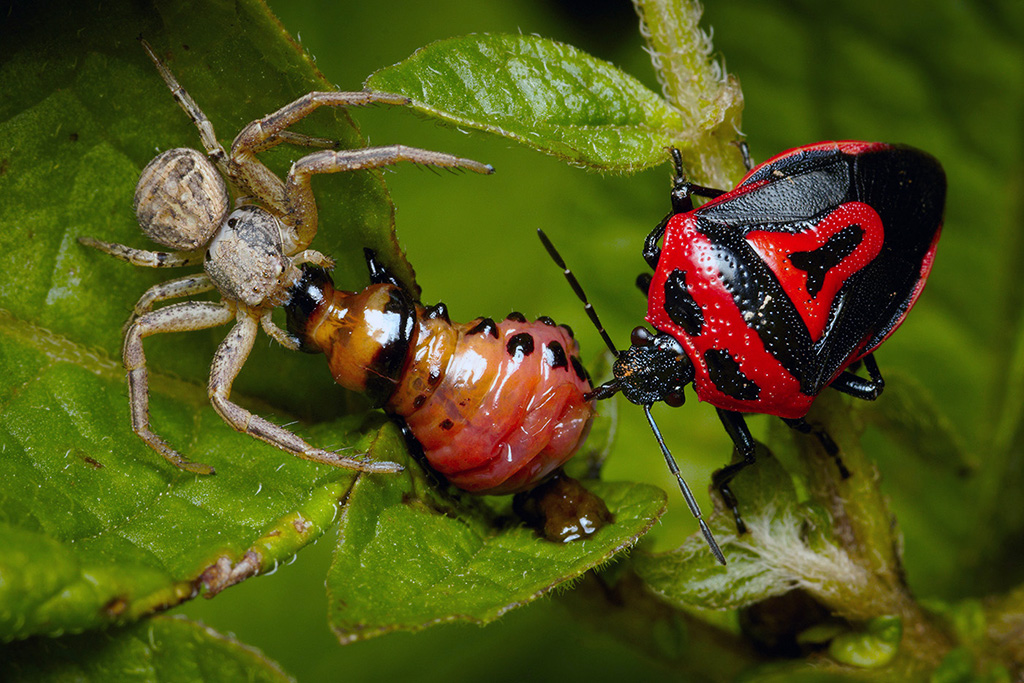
274, 130, 342, 150
644, 404, 726, 565
208, 313, 403, 473
140, 39, 228, 166
284, 144, 493, 251
124, 301, 235, 475
79, 237, 204, 268
536, 228, 619, 357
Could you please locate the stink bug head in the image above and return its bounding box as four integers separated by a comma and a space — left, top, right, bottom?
592, 328, 694, 407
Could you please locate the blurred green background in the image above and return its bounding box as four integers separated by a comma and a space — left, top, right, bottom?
160, 0, 1024, 680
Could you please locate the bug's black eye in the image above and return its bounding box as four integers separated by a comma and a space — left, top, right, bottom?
227, 217, 237, 228
630, 326, 653, 347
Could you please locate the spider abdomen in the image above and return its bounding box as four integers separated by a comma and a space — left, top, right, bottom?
287, 267, 594, 494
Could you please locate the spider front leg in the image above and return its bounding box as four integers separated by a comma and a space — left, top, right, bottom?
78, 236, 204, 268
284, 144, 494, 250
123, 301, 235, 475
225, 90, 415, 216
208, 310, 402, 473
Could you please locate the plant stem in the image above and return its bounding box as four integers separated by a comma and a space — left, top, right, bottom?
631, 0, 746, 189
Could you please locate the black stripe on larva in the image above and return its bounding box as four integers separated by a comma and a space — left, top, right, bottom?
570, 355, 589, 382
663, 269, 704, 335
413, 394, 426, 409
428, 369, 441, 386
468, 318, 499, 338
505, 311, 527, 323
559, 323, 575, 339
544, 341, 568, 369
285, 265, 330, 354
440, 418, 454, 431
536, 316, 556, 327
507, 332, 535, 360
425, 302, 450, 323
363, 287, 416, 406
704, 348, 760, 401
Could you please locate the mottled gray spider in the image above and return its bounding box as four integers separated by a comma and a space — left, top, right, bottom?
80, 41, 492, 475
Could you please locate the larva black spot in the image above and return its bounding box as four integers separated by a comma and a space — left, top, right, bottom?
570, 356, 589, 382
505, 311, 527, 323
468, 318, 499, 338
507, 332, 535, 360
544, 341, 568, 369
425, 302, 450, 322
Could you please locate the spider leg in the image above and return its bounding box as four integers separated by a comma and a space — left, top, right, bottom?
284, 144, 494, 250
223, 91, 414, 216
141, 40, 228, 171
231, 90, 411, 155
273, 130, 343, 150
131, 274, 215, 318
79, 237, 203, 268
208, 310, 403, 473
289, 249, 334, 270
124, 301, 235, 474
260, 310, 300, 351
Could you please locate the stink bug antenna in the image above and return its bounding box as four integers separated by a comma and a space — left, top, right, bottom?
537, 229, 618, 357
538, 229, 725, 564
644, 404, 726, 565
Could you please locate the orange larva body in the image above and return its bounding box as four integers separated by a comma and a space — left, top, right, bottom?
286, 265, 594, 494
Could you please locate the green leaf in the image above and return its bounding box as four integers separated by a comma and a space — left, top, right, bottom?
634, 446, 840, 610
327, 424, 666, 642
2, 615, 293, 682
366, 34, 686, 173
0, 0, 417, 640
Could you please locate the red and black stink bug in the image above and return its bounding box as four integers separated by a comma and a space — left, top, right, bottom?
285, 250, 595, 495
546, 141, 946, 563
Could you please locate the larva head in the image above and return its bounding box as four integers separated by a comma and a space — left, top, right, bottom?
134, 148, 228, 251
